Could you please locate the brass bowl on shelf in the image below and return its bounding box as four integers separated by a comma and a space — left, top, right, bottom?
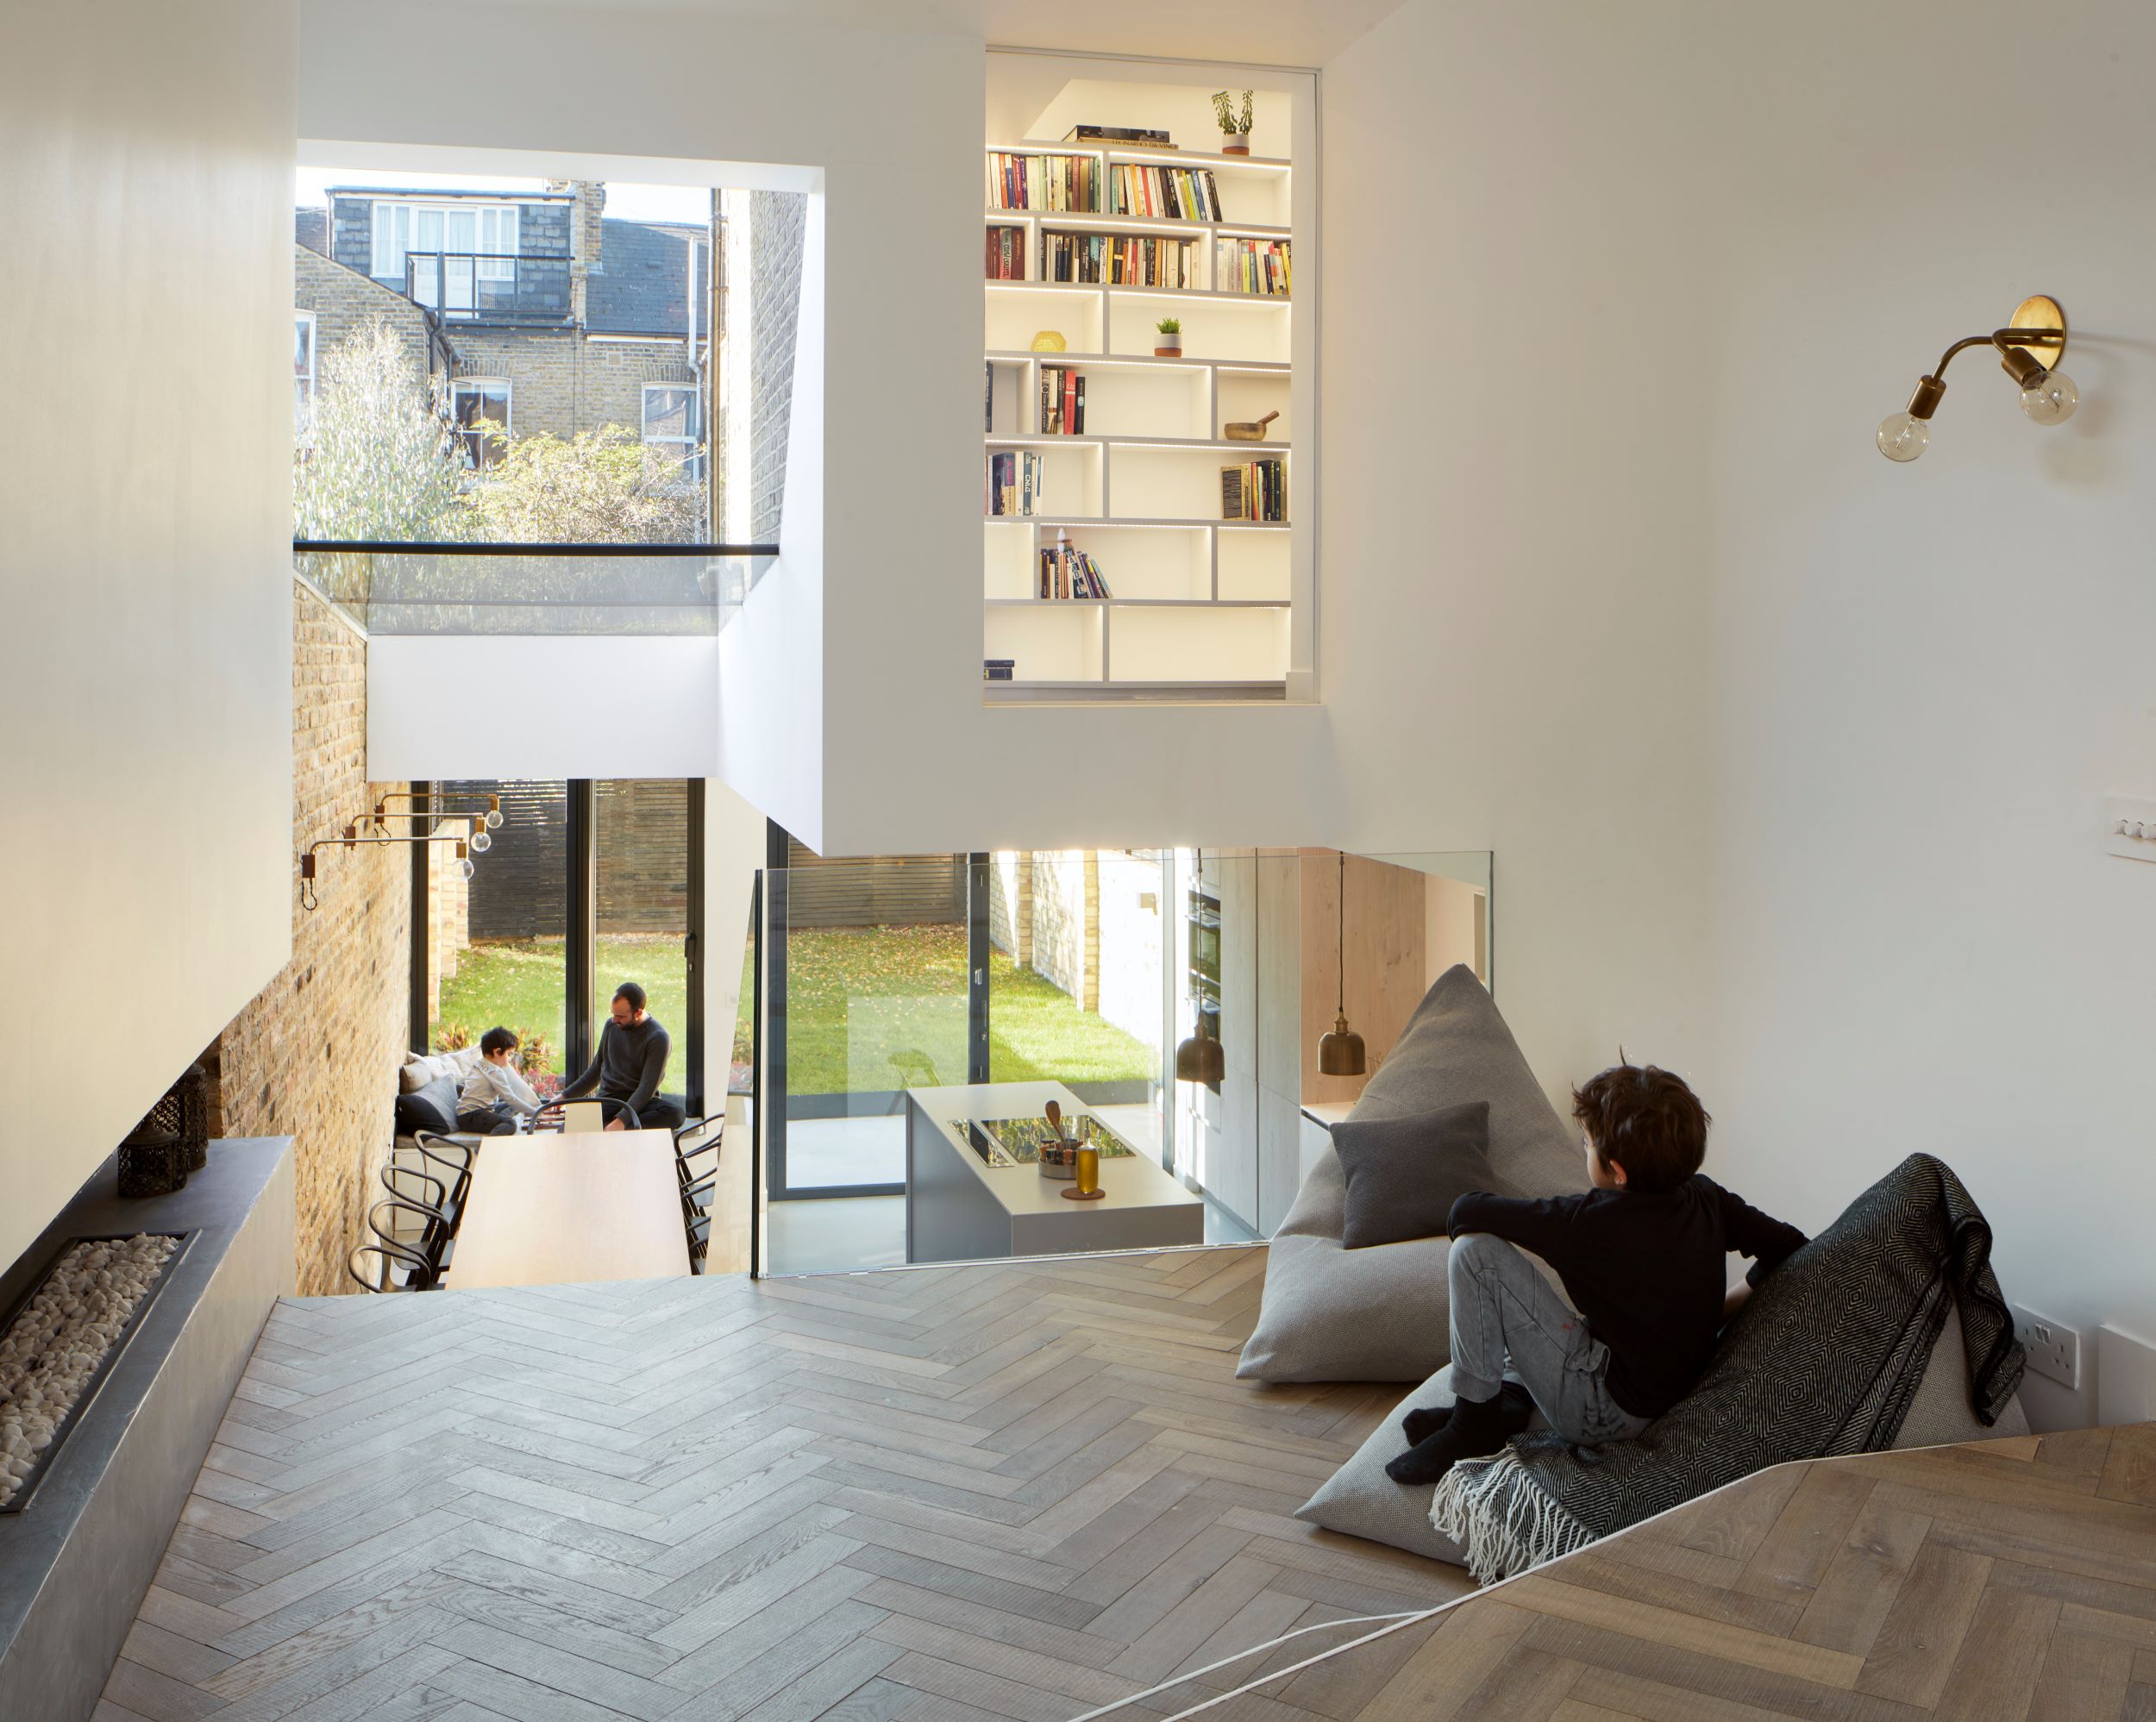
1224, 410, 1279, 442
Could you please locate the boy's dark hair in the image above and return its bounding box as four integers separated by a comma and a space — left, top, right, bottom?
614, 981, 647, 1011
479, 1026, 519, 1057
1570, 1059, 1709, 1193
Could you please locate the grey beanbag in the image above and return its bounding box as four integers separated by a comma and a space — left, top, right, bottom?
1237, 965, 1585, 1383
1297, 1303, 2028, 1567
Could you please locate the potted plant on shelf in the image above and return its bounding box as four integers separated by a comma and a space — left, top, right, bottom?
1213, 89, 1255, 155
1154, 317, 1182, 358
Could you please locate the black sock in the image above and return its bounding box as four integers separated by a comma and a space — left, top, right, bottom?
1400, 1382, 1531, 1448
1386, 1387, 1529, 1486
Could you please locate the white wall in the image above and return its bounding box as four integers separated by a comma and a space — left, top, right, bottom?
1323, 0, 2156, 1425
296, 1, 1344, 860
368, 636, 720, 780
0, 0, 297, 1272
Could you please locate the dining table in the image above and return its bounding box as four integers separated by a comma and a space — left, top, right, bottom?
448, 1127, 692, 1288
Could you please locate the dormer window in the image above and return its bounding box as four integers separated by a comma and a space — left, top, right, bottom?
372, 200, 521, 304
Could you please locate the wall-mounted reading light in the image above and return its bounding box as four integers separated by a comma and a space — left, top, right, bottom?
299, 823, 479, 912
372, 790, 504, 852
1878, 295, 2078, 462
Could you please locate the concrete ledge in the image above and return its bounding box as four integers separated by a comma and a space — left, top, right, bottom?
0, 1137, 294, 1722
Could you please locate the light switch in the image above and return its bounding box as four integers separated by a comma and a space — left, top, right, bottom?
2104, 797, 2156, 864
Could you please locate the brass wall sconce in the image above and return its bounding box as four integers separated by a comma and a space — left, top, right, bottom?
371, 790, 503, 853
1878, 295, 2078, 462
299, 824, 475, 912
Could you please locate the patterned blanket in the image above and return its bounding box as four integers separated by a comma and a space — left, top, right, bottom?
1432, 1153, 2024, 1584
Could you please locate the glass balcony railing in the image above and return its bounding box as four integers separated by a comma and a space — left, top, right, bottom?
292, 542, 779, 636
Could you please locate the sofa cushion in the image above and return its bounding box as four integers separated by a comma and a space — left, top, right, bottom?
394, 1074, 461, 1137
399, 1048, 479, 1094
1296, 1304, 2028, 1566
1237, 966, 1585, 1382
1335, 1101, 1494, 1250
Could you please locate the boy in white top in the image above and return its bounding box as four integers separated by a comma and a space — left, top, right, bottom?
456, 1027, 545, 1132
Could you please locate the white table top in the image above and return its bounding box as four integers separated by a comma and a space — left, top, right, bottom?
452, 1128, 692, 1289
1300, 1099, 1356, 1129
907, 1080, 1202, 1221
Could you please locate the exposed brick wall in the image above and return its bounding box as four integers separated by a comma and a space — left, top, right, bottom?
987, 851, 1033, 965
295, 245, 442, 384
748, 191, 806, 545
448, 328, 698, 446
1031, 851, 1099, 1011
207, 582, 411, 1297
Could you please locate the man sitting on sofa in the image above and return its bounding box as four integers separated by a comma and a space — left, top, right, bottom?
552, 981, 684, 1131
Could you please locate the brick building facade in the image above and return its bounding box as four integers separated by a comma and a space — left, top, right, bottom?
296, 179, 713, 522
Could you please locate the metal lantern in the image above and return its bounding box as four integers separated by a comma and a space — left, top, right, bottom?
117, 1063, 210, 1197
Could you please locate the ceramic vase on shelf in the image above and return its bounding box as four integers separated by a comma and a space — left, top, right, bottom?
1221, 131, 1250, 156
1155, 333, 1181, 358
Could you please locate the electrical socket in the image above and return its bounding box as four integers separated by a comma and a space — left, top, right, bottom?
2011, 1304, 2081, 1389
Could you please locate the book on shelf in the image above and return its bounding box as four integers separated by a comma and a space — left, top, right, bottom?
1219, 457, 1286, 523
1108, 162, 1223, 222
1216, 235, 1291, 297
1063, 124, 1175, 148
987, 449, 1045, 517
1037, 539, 1111, 599
1038, 364, 1086, 435
984, 658, 1016, 682
987, 151, 1100, 213
986, 223, 1025, 280
1040, 229, 1194, 288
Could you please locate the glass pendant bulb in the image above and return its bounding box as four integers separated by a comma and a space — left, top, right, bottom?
459, 857, 476, 881
2021, 371, 2078, 426
485, 808, 504, 830
1877, 411, 1929, 462
468, 829, 492, 854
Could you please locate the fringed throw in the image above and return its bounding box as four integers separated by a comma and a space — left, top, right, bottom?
1429, 1153, 2023, 1585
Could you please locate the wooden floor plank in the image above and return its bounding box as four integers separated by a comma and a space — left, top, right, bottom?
91, 1249, 2156, 1722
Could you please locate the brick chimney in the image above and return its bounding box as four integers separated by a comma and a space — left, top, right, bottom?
547, 179, 606, 322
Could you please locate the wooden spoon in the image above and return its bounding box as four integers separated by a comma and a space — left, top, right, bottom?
1044, 1099, 1064, 1142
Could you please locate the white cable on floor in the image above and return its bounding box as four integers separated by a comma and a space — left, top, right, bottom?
1059, 1603, 1451, 1722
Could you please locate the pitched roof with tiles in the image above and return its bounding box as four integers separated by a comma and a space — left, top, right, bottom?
588, 219, 711, 337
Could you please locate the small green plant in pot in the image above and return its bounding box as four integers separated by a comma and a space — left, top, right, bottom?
1213, 89, 1255, 155
1154, 316, 1182, 358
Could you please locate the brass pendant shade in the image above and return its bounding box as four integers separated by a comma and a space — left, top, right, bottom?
1318, 1011, 1365, 1077
1316, 849, 1366, 1076
1175, 1023, 1225, 1084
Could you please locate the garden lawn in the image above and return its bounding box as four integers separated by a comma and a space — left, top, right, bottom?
436, 925, 1153, 1094
433, 936, 686, 1074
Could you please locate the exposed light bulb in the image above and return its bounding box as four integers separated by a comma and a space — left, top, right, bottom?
2021, 370, 2078, 426
469, 829, 492, 854
459, 858, 476, 881
485, 809, 504, 830
1877, 411, 1929, 462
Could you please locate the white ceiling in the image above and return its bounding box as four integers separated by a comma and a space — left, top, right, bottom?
373, 0, 1411, 67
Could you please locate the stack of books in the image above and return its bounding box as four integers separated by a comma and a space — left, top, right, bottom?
1037, 543, 1110, 599
987, 449, 1045, 517
1041, 230, 1194, 288
1039, 365, 1086, 435
1216, 235, 1291, 297
1107, 163, 1223, 222
983, 658, 1016, 681
985, 225, 1025, 280
987, 153, 1100, 212
1064, 125, 1173, 149
1220, 458, 1286, 523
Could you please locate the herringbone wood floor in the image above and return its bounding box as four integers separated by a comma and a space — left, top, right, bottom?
97, 1247, 1476, 1722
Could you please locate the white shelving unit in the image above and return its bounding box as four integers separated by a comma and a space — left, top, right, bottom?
983, 135, 1303, 699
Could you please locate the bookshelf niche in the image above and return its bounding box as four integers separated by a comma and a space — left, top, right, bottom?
981, 82, 1307, 700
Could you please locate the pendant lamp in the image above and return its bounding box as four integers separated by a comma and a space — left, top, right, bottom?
1175, 851, 1225, 1084
1316, 849, 1366, 1076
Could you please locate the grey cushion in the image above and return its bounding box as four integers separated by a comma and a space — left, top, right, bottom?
1335, 1101, 1494, 1249
1297, 1302, 2028, 1566
394, 1074, 460, 1137
1237, 966, 1586, 1382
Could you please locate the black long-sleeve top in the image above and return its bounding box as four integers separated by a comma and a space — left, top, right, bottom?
1448, 1175, 1808, 1419
558, 1015, 671, 1118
